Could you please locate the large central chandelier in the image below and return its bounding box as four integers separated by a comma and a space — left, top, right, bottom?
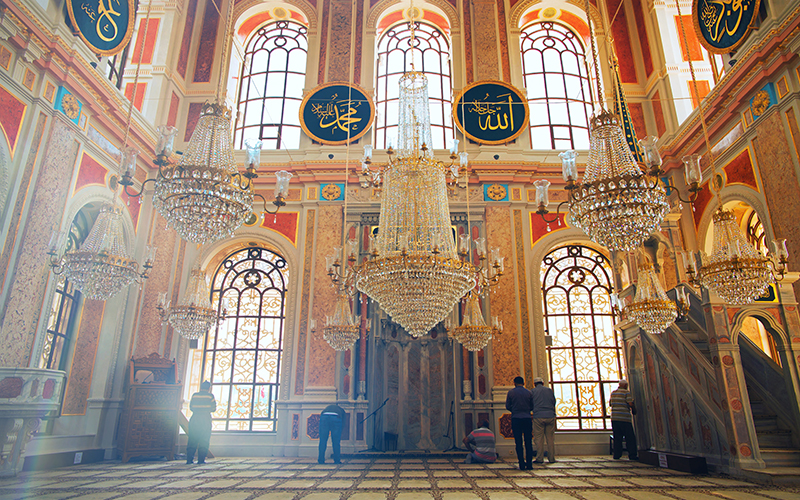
157, 267, 222, 340
326, 71, 478, 338
49, 203, 155, 301
355, 72, 477, 337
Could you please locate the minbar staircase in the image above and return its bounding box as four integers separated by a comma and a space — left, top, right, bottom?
746, 384, 800, 467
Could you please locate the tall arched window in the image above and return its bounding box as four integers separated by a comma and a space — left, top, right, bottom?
235, 20, 308, 149
521, 22, 593, 150
375, 21, 453, 149
541, 245, 624, 430
202, 246, 289, 431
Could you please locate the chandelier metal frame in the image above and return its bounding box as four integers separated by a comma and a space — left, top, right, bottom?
156, 267, 224, 340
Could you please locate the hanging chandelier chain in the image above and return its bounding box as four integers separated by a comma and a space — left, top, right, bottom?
123, 0, 153, 149
674, 0, 716, 185
585, 0, 604, 108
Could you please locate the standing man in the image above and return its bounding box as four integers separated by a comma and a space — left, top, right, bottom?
505, 376, 534, 470
609, 379, 638, 460
318, 403, 346, 464
186, 381, 216, 464
531, 377, 557, 464
462, 419, 497, 463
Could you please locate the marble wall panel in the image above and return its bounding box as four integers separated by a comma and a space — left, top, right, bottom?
606, 0, 637, 83
176, 0, 199, 79
193, 0, 220, 83
294, 209, 315, 395
0, 84, 26, 154
473, 1, 499, 81
327, 0, 353, 82
463, 0, 473, 84
307, 205, 342, 387
131, 18, 160, 64
496, 0, 510, 82
486, 206, 525, 386
318, 2, 330, 84
0, 113, 46, 302
62, 299, 104, 415
652, 90, 666, 136
752, 112, 800, 298
0, 118, 78, 367
354, 0, 364, 85
167, 92, 180, 128
134, 213, 179, 358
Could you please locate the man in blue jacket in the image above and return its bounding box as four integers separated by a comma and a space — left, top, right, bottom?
186, 381, 216, 464
505, 376, 534, 469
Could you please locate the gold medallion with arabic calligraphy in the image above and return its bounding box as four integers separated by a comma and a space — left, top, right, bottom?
299, 82, 375, 146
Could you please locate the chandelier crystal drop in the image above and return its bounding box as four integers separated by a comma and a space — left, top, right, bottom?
153, 103, 254, 244
322, 294, 360, 351
567, 111, 671, 251
625, 262, 678, 335
697, 208, 774, 305
158, 268, 220, 340
449, 292, 499, 351
52, 204, 154, 301
354, 71, 476, 338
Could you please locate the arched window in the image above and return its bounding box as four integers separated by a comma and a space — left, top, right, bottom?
375, 21, 453, 149
521, 22, 593, 150
201, 246, 289, 431
235, 20, 308, 149
541, 245, 624, 430
38, 206, 97, 370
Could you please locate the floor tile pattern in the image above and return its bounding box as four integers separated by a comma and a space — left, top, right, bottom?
1, 456, 799, 500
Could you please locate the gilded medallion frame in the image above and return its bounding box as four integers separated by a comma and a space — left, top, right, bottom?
452, 80, 529, 145
299, 82, 375, 146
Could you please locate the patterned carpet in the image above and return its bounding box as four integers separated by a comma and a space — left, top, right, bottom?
1, 455, 799, 500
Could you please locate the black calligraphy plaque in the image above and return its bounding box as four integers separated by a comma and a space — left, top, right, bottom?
299, 82, 375, 145
453, 81, 529, 145
693, 0, 761, 54
67, 0, 136, 56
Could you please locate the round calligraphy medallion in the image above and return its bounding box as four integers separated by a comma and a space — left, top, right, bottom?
453, 81, 529, 145
299, 82, 375, 145
66, 0, 136, 56
692, 0, 761, 54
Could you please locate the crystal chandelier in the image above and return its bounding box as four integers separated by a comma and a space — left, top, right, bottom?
48, 203, 155, 301
534, 1, 670, 252
157, 267, 221, 340
118, 1, 292, 244
447, 291, 502, 351
322, 294, 361, 351
625, 261, 677, 335
325, 72, 478, 338
685, 208, 788, 305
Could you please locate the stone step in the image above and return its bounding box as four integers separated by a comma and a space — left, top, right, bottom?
760, 449, 800, 468
758, 430, 794, 449
754, 415, 780, 432
740, 466, 800, 486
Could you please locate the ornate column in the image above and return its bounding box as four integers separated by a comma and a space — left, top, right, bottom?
706, 299, 765, 468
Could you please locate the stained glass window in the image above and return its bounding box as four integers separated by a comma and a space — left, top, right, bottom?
375, 21, 453, 149
203, 246, 289, 432
541, 245, 624, 430
521, 22, 593, 150
235, 20, 308, 149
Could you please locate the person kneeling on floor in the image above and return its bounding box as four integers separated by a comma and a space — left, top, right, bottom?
463, 420, 497, 464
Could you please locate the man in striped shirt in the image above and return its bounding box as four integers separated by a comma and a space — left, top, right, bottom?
186, 381, 216, 464
609, 379, 638, 460
463, 420, 497, 463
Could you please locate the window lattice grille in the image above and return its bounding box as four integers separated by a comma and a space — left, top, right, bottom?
203, 247, 289, 432
541, 245, 624, 430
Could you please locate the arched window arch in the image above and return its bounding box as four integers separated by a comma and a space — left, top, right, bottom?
235, 20, 308, 149
199, 246, 289, 432
375, 21, 453, 149
521, 21, 593, 150
540, 244, 624, 430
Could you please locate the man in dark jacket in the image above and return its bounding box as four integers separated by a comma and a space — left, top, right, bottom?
505, 376, 534, 469
318, 404, 346, 464
186, 381, 216, 464
531, 376, 557, 463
